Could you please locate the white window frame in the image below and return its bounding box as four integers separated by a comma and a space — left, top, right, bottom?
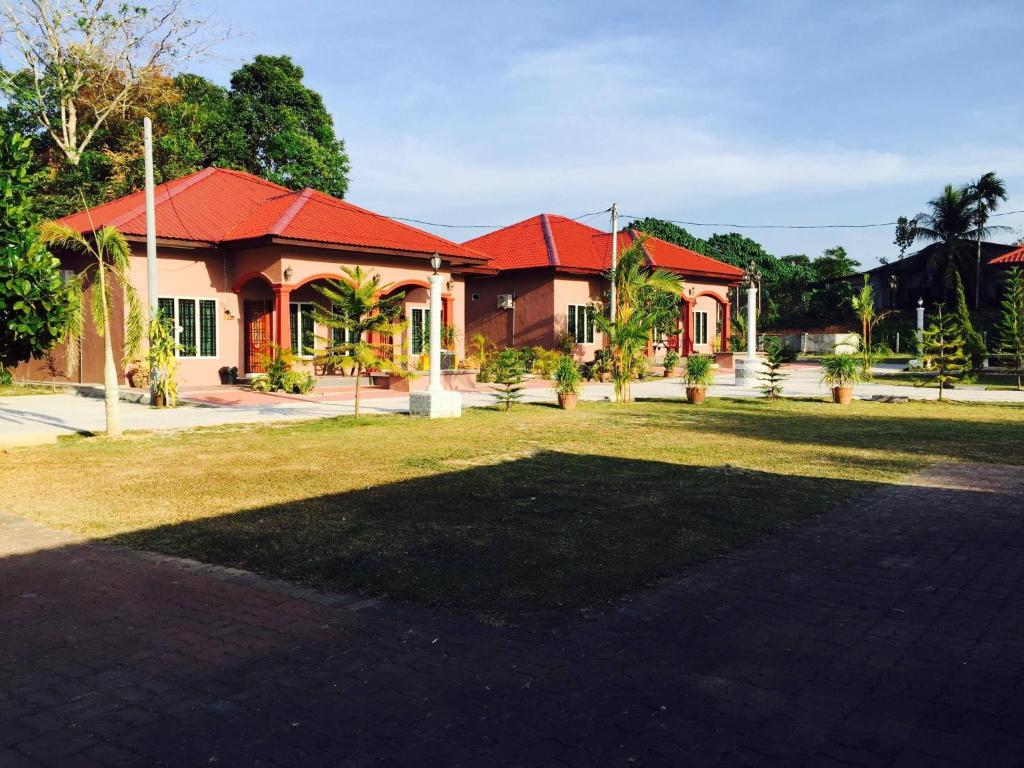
693, 310, 709, 346
566, 304, 596, 345
158, 296, 219, 359
409, 305, 431, 355
290, 302, 317, 359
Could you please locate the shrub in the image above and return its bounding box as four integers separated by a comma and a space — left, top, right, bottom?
758, 338, 789, 400
663, 349, 680, 372
281, 371, 316, 394
251, 377, 272, 392
555, 333, 577, 355
516, 346, 537, 372
682, 354, 714, 389
552, 355, 581, 395
261, 344, 294, 390
820, 353, 864, 389
531, 347, 561, 377
491, 348, 525, 411
0, 366, 13, 386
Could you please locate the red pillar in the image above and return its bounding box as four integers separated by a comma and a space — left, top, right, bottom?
273, 285, 292, 351
681, 298, 694, 355
722, 300, 731, 352
442, 295, 453, 326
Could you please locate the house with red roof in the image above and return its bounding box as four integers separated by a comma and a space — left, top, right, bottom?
16, 168, 492, 386
462, 214, 744, 359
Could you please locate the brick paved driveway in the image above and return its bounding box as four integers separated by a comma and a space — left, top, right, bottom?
2, 463, 1023, 767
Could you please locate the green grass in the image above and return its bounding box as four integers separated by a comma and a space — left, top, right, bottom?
3, 398, 1023, 620
0, 383, 63, 397
873, 372, 1023, 391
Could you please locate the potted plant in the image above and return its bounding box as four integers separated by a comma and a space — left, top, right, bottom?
552, 354, 582, 410
592, 348, 613, 382
683, 354, 714, 404
218, 365, 233, 385
820, 353, 863, 405
125, 360, 150, 389
663, 349, 681, 377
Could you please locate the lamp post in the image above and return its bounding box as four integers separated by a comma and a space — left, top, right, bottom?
734, 261, 761, 385
409, 253, 462, 418
428, 254, 443, 394
916, 297, 925, 347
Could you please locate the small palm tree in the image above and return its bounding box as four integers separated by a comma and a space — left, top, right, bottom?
312, 266, 407, 417
966, 172, 1009, 308
39, 222, 143, 437
850, 276, 891, 377
593, 235, 683, 403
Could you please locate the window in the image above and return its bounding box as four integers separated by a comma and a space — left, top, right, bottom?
331, 304, 360, 347
158, 297, 217, 358
290, 302, 316, 357
693, 310, 709, 346
566, 304, 595, 344
410, 307, 431, 354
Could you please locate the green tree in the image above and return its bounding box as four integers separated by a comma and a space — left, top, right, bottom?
757, 337, 788, 400
812, 246, 861, 282
920, 305, 968, 401
313, 266, 407, 417
966, 172, 1008, 307
627, 217, 708, 253
893, 215, 918, 259
38, 223, 143, 437
592, 235, 683, 403
0, 132, 69, 375
490, 347, 525, 411
223, 55, 350, 197
994, 267, 1024, 390
951, 271, 986, 369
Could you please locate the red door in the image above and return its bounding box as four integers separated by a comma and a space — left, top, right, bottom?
245, 300, 273, 373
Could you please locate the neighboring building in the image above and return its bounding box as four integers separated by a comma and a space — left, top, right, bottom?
848, 241, 1019, 312
462, 214, 745, 359
15, 168, 492, 385
989, 245, 1024, 271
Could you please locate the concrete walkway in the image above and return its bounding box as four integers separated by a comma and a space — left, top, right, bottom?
2, 462, 1023, 766
2, 364, 1021, 446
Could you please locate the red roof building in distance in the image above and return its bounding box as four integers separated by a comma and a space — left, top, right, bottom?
59, 166, 488, 265
462, 213, 743, 281
462, 214, 743, 358
989, 245, 1024, 266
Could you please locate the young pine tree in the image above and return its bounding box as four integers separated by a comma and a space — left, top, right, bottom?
490, 348, 525, 411
952, 271, 986, 369
757, 337, 789, 400
994, 267, 1024, 390
920, 304, 969, 401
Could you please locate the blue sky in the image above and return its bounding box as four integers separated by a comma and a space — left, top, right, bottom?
201, 0, 1024, 267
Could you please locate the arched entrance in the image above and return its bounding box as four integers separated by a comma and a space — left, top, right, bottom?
234, 272, 275, 374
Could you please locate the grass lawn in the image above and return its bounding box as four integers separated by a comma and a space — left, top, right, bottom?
873, 371, 1023, 391
3, 398, 1023, 620
0, 383, 63, 396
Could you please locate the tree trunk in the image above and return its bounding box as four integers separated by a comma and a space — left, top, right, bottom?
97, 265, 123, 437
354, 364, 361, 417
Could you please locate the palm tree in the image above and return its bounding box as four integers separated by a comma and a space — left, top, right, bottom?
966, 172, 1008, 308
312, 266, 408, 417
39, 223, 143, 438
850, 276, 891, 377
910, 185, 975, 302
592, 235, 683, 402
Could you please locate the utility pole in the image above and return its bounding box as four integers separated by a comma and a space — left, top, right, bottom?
609, 203, 618, 322
144, 117, 158, 403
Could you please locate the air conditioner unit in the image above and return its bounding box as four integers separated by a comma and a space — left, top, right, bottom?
497, 294, 514, 310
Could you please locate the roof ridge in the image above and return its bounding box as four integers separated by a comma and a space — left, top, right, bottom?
540, 214, 560, 267
627, 228, 655, 268
269, 188, 315, 235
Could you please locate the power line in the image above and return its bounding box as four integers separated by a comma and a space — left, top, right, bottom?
619, 209, 1024, 231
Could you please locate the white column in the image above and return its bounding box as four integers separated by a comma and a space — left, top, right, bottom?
428, 271, 442, 393
916, 301, 925, 343
746, 286, 757, 359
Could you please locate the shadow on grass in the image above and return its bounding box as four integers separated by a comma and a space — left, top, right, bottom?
105, 450, 887, 620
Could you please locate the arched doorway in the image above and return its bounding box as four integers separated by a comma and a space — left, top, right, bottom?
233, 272, 275, 374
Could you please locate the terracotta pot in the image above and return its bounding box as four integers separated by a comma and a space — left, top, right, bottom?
832, 386, 854, 405
686, 387, 707, 404
558, 392, 578, 410
152, 392, 166, 408
664, 367, 681, 378
599, 372, 612, 383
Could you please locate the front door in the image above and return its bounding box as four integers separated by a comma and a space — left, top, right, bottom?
245, 300, 273, 373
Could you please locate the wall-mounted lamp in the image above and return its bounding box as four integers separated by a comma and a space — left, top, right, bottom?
430, 253, 441, 273
283, 265, 294, 282
917, 297, 924, 307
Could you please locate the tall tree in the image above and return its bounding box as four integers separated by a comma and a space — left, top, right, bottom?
0, 131, 69, 373
966, 172, 1009, 308
0, 0, 219, 166
223, 55, 350, 198
893, 215, 919, 259
592, 235, 683, 403
951, 271, 986, 369
994, 267, 1024, 390
909, 185, 977, 302
39, 223, 143, 437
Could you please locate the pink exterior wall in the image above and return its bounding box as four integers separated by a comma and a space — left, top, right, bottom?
465, 270, 555, 349
688, 285, 731, 354
551, 275, 604, 358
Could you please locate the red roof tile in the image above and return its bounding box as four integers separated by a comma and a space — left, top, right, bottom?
989, 246, 1024, 265
58, 168, 487, 263
464, 215, 744, 281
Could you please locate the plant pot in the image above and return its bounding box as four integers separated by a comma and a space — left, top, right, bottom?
557, 392, 578, 410
686, 386, 707, 404
664, 367, 681, 378
152, 392, 166, 408
599, 372, 612, 383
218, 370, 231, 385
832, 386, 854, 405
